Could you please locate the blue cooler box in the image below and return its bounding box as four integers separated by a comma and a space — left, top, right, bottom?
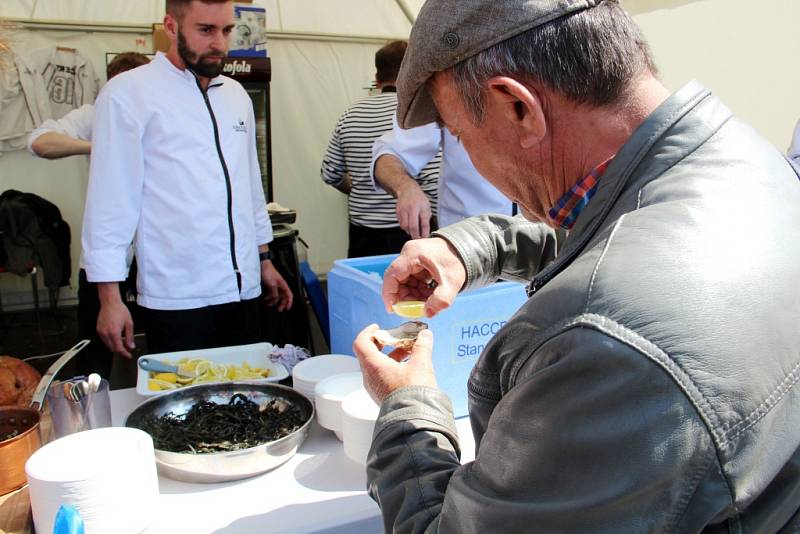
328, 254, 528, 418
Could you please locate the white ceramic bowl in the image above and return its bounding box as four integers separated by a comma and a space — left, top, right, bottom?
341, 388, 380, 465
314, 372, 364, 440
292, 355, 360, 400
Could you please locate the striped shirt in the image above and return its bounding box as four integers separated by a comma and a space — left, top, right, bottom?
321, 90, 440, 228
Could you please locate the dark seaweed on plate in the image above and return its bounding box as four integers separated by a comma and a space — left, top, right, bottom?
133, 393, 305, 453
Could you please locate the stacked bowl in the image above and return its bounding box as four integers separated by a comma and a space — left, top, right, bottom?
314, 372, 364, 440
291, 354, 361, 402
292, 354, 382, 464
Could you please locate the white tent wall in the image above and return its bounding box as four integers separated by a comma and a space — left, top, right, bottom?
1, 0, 798, 311
2, 0, 164, 23
2, 0, 413, 35
269, 38, 388, 273
628, 0, 800, 152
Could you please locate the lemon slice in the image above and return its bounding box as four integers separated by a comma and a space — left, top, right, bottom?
392, 300, 426, 319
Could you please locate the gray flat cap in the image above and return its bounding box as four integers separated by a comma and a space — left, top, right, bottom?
397, 0, 600, 128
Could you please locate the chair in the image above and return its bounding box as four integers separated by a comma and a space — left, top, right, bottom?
0, 263, 42, 337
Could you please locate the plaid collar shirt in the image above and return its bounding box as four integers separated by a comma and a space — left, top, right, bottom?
547, 157, 613, 229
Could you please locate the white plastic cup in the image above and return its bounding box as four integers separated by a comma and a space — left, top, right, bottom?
341, 388, 380, 465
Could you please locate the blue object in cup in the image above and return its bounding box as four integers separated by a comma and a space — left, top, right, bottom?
52, 504, 84, 534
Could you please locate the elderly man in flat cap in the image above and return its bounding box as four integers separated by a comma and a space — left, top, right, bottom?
352, 0, 800, 531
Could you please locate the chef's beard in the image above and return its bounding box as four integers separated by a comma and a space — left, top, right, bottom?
178, 29, 225, 79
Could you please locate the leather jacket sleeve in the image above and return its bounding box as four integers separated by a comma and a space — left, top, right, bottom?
366, 327, 727, 533
433, 214, 559, 292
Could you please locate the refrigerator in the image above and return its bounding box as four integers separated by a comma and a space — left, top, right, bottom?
221, 57, 273, 202
221, 56, 316, 351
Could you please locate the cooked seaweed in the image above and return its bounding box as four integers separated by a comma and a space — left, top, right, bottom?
133, 393, 305, 453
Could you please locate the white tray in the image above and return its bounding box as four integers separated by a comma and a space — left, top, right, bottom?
136, 342, 289, 396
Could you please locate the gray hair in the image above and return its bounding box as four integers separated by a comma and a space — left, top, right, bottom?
451, 0, 657, 125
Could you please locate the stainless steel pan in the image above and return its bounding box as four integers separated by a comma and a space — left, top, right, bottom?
125, 382, 314, 484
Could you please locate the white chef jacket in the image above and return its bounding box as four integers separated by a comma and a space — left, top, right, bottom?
82, 52, 272, 310
371, 116, 512, 228
26, 103, 94, 155
788, 119, 800, 168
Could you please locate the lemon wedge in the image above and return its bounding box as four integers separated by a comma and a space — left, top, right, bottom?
154, 372, 178, 383
392, 300, 426, 319
147, 357, 275, 390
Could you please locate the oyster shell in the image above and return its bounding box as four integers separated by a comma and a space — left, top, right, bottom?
372, 321, 428, 351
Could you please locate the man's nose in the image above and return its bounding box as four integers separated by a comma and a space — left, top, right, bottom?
212, 31, 229, 52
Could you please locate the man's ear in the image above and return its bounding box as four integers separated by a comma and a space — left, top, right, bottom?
486, 76, 546, 149
164, 14, 178, 40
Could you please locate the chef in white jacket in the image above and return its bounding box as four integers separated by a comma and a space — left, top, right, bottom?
82, 0, 292, 357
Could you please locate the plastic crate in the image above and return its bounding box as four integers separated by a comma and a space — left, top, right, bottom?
328, 254, 528, 417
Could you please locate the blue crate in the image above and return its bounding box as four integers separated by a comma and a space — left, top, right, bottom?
328, 254, 528, 417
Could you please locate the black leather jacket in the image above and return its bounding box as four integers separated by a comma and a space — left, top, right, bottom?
366, 82, 800, 533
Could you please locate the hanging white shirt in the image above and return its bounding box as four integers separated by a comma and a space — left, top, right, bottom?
82, 52, 272, 310
371, 116, 512, 228
27, 47, 100, 120
0, 52, 52, 155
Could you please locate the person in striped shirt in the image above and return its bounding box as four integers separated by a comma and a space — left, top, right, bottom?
321, 40, 440, 258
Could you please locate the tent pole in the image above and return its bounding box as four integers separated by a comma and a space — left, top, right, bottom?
394, 0, 417, 25
9, 18, 404, 44
268, 31, 402, 45
10, 18, 150, 34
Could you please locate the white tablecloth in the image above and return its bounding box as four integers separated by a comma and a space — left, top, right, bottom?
110, 388, 475, 534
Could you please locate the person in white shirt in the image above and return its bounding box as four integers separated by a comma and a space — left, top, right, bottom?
82, 0, 291, 357
371, 119, 513, 238
321, 40, 440, 258
28, 52, 149, 378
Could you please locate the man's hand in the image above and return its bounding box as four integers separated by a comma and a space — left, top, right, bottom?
374, 154, 432, 239
353, 324, 437, 404
261, 260, 293, 311
383, 237, 466, 318
96, 283, 135, 358
396, 180, 432, 239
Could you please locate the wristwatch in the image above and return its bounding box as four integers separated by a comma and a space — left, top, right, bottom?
258, 250, 273, 262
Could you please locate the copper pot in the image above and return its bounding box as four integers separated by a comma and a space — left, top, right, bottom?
0, 340, 90, 495
0, 408, 41, 494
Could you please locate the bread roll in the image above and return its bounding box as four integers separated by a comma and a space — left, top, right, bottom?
0, 356, 42, 406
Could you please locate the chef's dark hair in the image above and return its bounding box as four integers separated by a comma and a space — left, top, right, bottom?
166, 0, 231, 21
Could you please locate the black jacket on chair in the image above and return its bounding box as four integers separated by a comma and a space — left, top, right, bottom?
0, 189, 71, 289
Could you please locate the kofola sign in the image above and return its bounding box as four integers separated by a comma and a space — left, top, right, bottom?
221, 57, 271, 82
223, 60, 252, 74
